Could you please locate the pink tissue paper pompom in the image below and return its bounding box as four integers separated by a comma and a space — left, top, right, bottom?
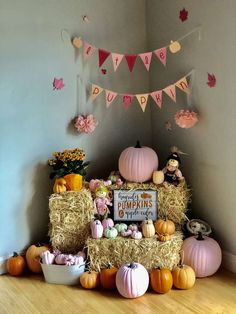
175, 110, 199, 129
74, 114, 98, 133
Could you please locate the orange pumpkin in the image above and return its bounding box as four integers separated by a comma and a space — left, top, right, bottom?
53, 178, 67, 193
172, 264, 196, 289
25, 243, 49, 273
155, 218, 175, 235
100, 264, 118, 289
63, 173, 83, 191
157, 234, 171, 242
7, 252, 26, 276
150, 267, 173, 293
80, 271, 100, 289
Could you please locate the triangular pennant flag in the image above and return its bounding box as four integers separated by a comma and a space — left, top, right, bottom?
111, 53, 124, 71
91, 84, 103, 101
136, 94, 149, 112
175, 77, 191, 94
139, 52, 152, 71
122, 94, 134, 110
150, 90, 162, 108
125, 54, 138, 72
154, 47, 167, 66
163, 85, 176, 102
105, 90, 117, 107
98, 49, 111, 67
83, 42, 97, 60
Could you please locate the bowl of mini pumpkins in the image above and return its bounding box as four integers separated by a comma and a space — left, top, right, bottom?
40, 249, 86, 285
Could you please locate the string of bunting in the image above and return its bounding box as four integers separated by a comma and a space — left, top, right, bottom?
80, 69, 194, 112
72, 26, 201, 72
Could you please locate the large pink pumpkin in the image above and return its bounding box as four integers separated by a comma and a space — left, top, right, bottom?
116, 262, 149, 298
182, 234, 222, 278
118, 141, 158, 183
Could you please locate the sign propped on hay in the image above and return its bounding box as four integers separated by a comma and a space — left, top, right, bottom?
112, 189, 157, 222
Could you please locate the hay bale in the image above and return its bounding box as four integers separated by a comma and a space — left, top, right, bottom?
48, 189, 94, 253
86, 232, 183, 272
110, 182, 191, 225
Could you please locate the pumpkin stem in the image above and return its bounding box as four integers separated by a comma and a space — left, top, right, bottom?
135, 141, 141, 148
128, 262, 136, 269
196, 232, 204, 241
13, 252, 19, 257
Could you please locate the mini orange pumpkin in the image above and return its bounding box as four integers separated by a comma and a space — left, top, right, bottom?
150, 267, 173, 293
155, 218, 175, 235
80, 270, 100, 289
63, 173, 83, 191
25, 243, 49, 273
7, 252, 26, 276
157, 234, 171, 242
172, 264, 196, 289
53, 178, 67, 193
100, 263, 118, 289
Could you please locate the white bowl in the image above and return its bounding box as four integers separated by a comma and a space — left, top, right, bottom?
41, 263, 85, 285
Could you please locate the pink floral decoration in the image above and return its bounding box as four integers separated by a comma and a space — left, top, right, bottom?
74, 114, 98, 133
175, 110, 199, 129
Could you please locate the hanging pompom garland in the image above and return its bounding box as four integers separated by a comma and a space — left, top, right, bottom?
74, 114, 98, 134
175, 110, 198, 129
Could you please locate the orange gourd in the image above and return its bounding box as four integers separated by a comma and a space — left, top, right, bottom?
80, 270, 100, 289
150, 267, 173, 293
100, 264, 118, 289
157, 234, 171, 242
6, 252, 26, 276
155, 218, 175, 235
25, 243, 49, 273
63, 173, 83, 191
53, 178, 67, 193
172, 264, 196, 289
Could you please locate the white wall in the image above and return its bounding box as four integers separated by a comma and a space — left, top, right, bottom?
147, 0, 236, 257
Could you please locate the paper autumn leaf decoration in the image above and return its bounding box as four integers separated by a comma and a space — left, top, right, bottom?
179, 8, 188, 22
207, 73, 216, 87
53, 78, 65, 90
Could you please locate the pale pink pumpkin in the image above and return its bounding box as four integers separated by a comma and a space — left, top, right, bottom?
182, 234, 222, 277
118, 141, 158, 183
102, 218, 114, 230
116, 262, 149, 298
90, 220, 103, 239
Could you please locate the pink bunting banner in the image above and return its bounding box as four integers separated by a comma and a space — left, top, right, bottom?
125, 54, 138, 72
175, 77, 190, 94
122, 94, 134, 110
83, 42, 97, 61
150, 90, 162, 108
98, 49, 110, 67
136, 94, 149, 112
91, 84, 103, 101
139, 52, 152, 71
154, 47, 167, 66
105, 90, 117, 107
163, 85, 176, 102
111, 53, 124, 71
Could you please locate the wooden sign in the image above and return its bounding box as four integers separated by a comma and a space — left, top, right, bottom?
112, 189, 157, 222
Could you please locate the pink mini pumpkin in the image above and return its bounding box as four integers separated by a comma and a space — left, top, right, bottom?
116, 262, 149, 298
131, 231, 142, 240
118, 141, 158, 183
40, 250, 55, 265
55, 254, 68, 265
128, 224, 138, 232
91, 220, 103, 239
102, 218, 114, 230
121, 229, 132, 237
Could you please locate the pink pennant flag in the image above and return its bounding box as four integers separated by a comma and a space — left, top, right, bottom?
105, 90, 117, 107
136, 94, 149, 112
83, 42, 97, 61
150, 90, 162, 108
111, 53, 124, 71
163, 85, 176, 102
154, 47, 167, 66
139, 52, 152, 71
125, 54, 138, 72
91, 84, 103, 101
175, 77, 191, 94
122, 94, 134, 110
98, 49, 111, 67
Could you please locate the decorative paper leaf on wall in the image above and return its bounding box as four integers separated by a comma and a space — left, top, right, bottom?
179, 8, 188, 22
165, 121, 172, 131
101, 69, 107, 74
82, 15, 90, 23
207, 73, 216, 87
53, 78, 65, 90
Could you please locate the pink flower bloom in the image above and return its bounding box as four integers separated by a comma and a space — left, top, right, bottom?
74, 114, 98, 133
175, 110, 199, 129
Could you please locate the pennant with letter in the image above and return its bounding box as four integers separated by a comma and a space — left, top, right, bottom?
83, 42, 96, 60
98, 49, 110, 67
125, 54, 138, 72
150, 90, 162, 108
111, 53, 124, 71
122, 94, 134, 110
91, 84, 103, 101
139, 52, 152, 71
105, 90, 117, 107
154, 47, 167, 66
163, 85, 176, 102
136, 94, 149, 112
175, 77, 190, 94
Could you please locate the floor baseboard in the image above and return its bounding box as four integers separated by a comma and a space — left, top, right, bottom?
222, 250, 236, 273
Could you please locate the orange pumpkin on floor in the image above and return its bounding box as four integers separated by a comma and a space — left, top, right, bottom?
80, 270, 100, 289
150, 267, 173, 293
100, 264, 118, 289
25, 243, 49, 273
7, 252, 26, 276
172, 264, 196, 289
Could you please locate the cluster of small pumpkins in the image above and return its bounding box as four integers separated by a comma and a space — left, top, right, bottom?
40, 250, 85, 266
90, 217, 176, 241
79, 261, 196, 298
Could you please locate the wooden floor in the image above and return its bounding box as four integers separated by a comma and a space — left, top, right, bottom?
0, 268, 235, 314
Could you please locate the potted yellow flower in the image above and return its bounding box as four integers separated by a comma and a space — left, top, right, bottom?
48, 148, 89, 192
